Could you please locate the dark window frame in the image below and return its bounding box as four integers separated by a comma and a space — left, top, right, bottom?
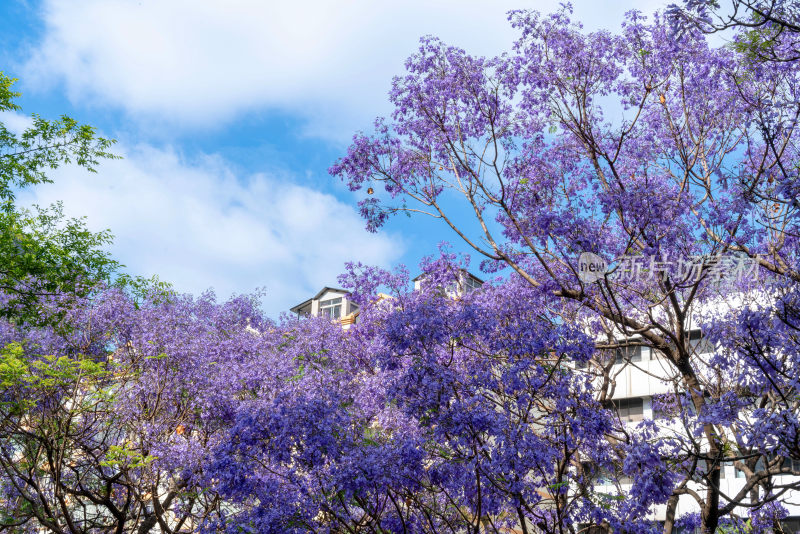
608, 397, 644, 422
319, 297, 343, 319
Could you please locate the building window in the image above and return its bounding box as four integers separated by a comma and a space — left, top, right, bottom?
614, 345, 643, 364
463, 276, 482, 292
721, 460, 747, 479
762, 454, 800, 474
320, 297, 342, 319
719, 460, 733, 479
694, 461, 726, 482
689, 330, 714, 354
782, 517, 800, 533
578, 525, 611, 534
784, 457, 800, 473
608, 397, 644, 422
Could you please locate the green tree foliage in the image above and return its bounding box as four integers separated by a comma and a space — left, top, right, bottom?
0, 203, 119, 325
0, 73, 118, 205
0, 72, 125, 324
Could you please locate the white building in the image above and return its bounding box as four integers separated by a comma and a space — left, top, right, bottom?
290, 270, 484, 328
585, 330, 800, 533
290, 286, 360, 328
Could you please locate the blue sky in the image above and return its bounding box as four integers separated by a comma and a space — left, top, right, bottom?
0, 0, 666, 317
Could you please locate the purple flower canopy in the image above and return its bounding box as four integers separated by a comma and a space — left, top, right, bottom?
327, 3, 800, 533
3, 3, 800, 533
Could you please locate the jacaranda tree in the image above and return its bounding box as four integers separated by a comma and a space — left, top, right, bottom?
203, 257, 619, 533
0, 266, 618, 533
668, 0, 799, 63
6, 5, 800, 534
0, 286, 271, 532
331, 5, 800, 533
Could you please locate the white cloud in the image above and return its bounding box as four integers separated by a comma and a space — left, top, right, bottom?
16, 144, 404, 317
23, 0, 667, 139
11, 0, 667, 314
0, 111, 34, 136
